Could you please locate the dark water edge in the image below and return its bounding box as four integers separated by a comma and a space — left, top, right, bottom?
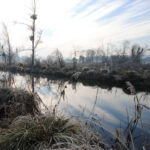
0, 66, 150, 94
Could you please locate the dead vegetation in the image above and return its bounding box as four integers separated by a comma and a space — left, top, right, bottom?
0, 88, 40, 128
112, 82, 150, 150
0, 114, 104, 150
0, 87, 105, 150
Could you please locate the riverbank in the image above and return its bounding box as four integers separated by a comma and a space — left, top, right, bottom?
0, 83, 149, 149
1, 65, 150, 93
0, 88, 109, 150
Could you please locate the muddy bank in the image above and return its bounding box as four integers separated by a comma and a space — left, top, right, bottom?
1, 65, 150, 93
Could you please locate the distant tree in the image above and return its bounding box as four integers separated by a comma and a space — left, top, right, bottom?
34, 58, 42, 68
2, 23, 13, 66
111, 54, 129, 65
72, 57, 77, 69
109, 41, 130, 65
79, 55, 85, 63
120, 40, 130, 63
122, 40, 130, 56
72, 49, 80, 69
0, 44, 6, 63
86, 49, 95, 63
41, 55, 54, 68
46, 55, 53, 66
131, 44, 145, 64
52, 49, 65, 68
98, 49, 109, 64
95, 47, 106, 63
23, 57, 32, 67
72, 50, 77, 69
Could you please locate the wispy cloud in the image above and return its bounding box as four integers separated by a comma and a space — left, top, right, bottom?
0, 0, 149, 57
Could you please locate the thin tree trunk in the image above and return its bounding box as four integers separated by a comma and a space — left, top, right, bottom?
2, 23, 12, 66
31, 0, 36, 68
8, 45, 11, 66
32, 18, 35, 67
31, 76, 35, 93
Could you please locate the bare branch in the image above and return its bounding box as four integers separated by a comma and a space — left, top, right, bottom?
18, 48, 32, 52
34, 30, 43, 50
14, 21, 31, 29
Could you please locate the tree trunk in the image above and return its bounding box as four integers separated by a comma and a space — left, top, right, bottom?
8, 46, 11, 66
32, 19, 35, 67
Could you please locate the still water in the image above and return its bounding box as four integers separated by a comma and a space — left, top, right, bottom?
1, 72, 150, 149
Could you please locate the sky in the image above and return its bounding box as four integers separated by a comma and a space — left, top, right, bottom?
0, 0, 150, 58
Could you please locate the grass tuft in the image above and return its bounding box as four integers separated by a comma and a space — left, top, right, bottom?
0, 114, 103, 150
0, 88, 40, 128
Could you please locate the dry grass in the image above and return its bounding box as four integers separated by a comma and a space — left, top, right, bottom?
0, 88, 41, 127
0, 114, 103, 150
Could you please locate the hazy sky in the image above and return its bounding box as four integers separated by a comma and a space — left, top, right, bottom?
0, 0, 150, 58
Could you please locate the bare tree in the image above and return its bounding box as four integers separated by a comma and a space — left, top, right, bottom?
52, 49, 65, 68
86, 49, 95, 63
95, 47, 105, 63
72, 50, 79, 69
45, 55, 53, 67
0, 44, 6, 63
79, 55, 85, 63
29, 0, 43, 67
2, 23, 12, 66
23, 56, 32, 67
71, 48, 81, 69
122, 40, 130, 56
131, 44, 145, 64
15, 0, 42, 67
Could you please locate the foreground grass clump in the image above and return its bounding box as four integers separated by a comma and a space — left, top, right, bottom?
0, 88, 40, 127
0, 114, 103, 150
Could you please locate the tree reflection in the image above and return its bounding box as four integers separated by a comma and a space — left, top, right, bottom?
31, 76, 35, 93
0, 72, 14, 88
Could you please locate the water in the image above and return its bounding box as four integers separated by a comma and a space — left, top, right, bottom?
0, 72, 150, 149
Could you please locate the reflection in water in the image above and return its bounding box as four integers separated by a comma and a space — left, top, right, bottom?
0, 72, 15, 88
0, 72, 150, 149
32, 76, 35, 93
89, 87, 99, 120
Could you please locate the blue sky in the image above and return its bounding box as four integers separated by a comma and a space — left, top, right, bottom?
0, 0, 150, 57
